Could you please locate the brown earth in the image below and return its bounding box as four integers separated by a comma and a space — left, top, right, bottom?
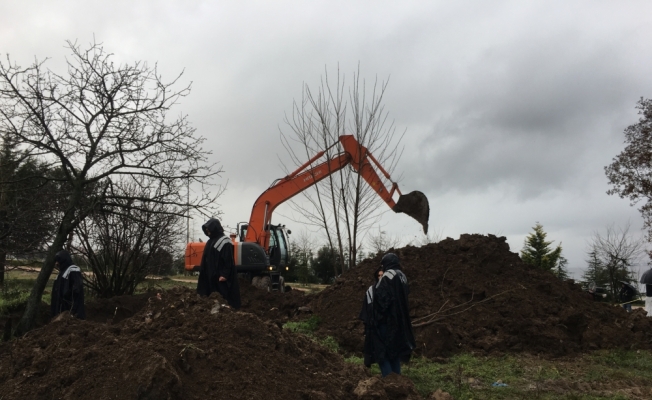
309, 234, 652, 358
0, 286, 408, 400
4, 233, 652, 399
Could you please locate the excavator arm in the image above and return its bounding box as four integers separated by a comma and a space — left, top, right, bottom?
245, 135, 429, 249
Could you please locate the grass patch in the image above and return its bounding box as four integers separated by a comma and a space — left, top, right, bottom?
0, 274, 56, 315
286, 282, 328, 294
0, 279, 33, 315
283, 315, 341, 353
283, 315, 321, 334
393, 351, 652, 399
135, 277, 196, 293
316, 335, 340, 353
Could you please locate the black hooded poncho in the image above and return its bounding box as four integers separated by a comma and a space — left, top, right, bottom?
372, 255, 415, 363
196, 218, 241, 309
50, 250, 86, 319
359, 266, 383, 367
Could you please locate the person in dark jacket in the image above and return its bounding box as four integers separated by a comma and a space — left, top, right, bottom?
359, 266, 383, 368
372, 253, 415, 377
646, 284, 652, 317
196, 218, 241, 309
619, 282, 636, 312
50, 250, 85, 319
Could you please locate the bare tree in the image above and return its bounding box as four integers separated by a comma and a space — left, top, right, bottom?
367, 227, 403, 256
586, 223, 645, 301
0, 40, 221, 335
605, 98, 652, 239
280, 67, 404, 274
73, 182, 183, 297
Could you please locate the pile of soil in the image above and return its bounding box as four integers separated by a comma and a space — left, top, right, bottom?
309, 234, 652, 357
0, 286, 379, 400
238, 280, 311, 324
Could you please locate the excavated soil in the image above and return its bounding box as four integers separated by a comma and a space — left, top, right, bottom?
4, 233, 652, 398
309, 234, 652, 358
0, 286, 391, 400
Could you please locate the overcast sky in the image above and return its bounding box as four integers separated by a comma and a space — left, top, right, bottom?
2, 1, 652, 278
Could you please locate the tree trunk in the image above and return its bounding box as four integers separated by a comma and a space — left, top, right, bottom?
14, 186, 83, 336
13, 231, 67, 335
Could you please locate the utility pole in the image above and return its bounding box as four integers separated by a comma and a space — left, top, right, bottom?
186, 174, 190, 243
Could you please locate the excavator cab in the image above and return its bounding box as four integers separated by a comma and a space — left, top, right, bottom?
267, 224, 291, 292
267, 224, 291, 272
238, 222, 291, 269
236, 222, 291, 292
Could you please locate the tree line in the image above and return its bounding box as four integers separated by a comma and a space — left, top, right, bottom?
521, 98, 652, 301
0, 40, 221, 335
0, 42, 407, 336
2, 37, 652, 334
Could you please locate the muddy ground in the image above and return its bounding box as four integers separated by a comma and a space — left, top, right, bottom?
2, 233, 652, 399
310, 234, 652, 358
1, 287, 423, 399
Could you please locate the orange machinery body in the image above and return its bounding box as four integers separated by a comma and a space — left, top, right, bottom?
242, 135, 401, 251
185, 235, 269, 272
185, 134, 407, 273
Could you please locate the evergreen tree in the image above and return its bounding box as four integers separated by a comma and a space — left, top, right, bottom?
0, 136, 58, 284
311, 245, 340, 284
582, 250, 608, 288
553, 256, 570, 280
521, 223, 564, 274
286, 239, 316, 284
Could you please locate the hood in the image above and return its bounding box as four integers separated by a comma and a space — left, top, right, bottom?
202, 218, 224, 238
54, 250, 74, 271
381, 252, 401, 272
373, 266, 383, 283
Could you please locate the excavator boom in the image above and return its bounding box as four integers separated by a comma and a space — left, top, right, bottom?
245, 135, 429, 249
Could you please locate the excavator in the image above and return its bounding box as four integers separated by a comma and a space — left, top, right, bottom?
185, 135, 429, 291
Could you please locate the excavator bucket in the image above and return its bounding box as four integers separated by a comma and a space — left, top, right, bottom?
393, 191, 430, 234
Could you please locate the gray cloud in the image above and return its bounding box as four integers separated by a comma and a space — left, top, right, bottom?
2, 0, 652, 278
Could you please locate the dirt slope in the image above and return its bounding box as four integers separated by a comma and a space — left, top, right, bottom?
309, 234, 652, 358
0, 287, 376, 400
4, 233, 652, 398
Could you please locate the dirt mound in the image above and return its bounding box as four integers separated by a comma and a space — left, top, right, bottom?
238, 280, 311, 324
0, 286, 371, 400
309, 234, 652, 357
0, 301, 51, 340
83, 292, 153, 324
353, 374, 423, 399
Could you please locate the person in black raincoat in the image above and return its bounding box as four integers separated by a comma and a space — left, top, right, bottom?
196, 218, 241, 309
372, 253, 415, 377
359, 266, 384, 368
50, 250, 85, 319
619, 282, 636, 312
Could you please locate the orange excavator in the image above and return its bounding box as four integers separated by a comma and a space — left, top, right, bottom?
185, 135, 429, 291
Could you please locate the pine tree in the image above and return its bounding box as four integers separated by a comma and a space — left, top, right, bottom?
553, 256, 570, 280
521, 223, 563, 272
582, 250, 608, 288
0, 136, 58, 284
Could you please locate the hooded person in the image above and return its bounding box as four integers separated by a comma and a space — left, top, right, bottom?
359, 266, 384, 368
50, 250, 86, 319
196, 218, 241, 309
372, 252, 415, 377
619, 282, 637, 312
